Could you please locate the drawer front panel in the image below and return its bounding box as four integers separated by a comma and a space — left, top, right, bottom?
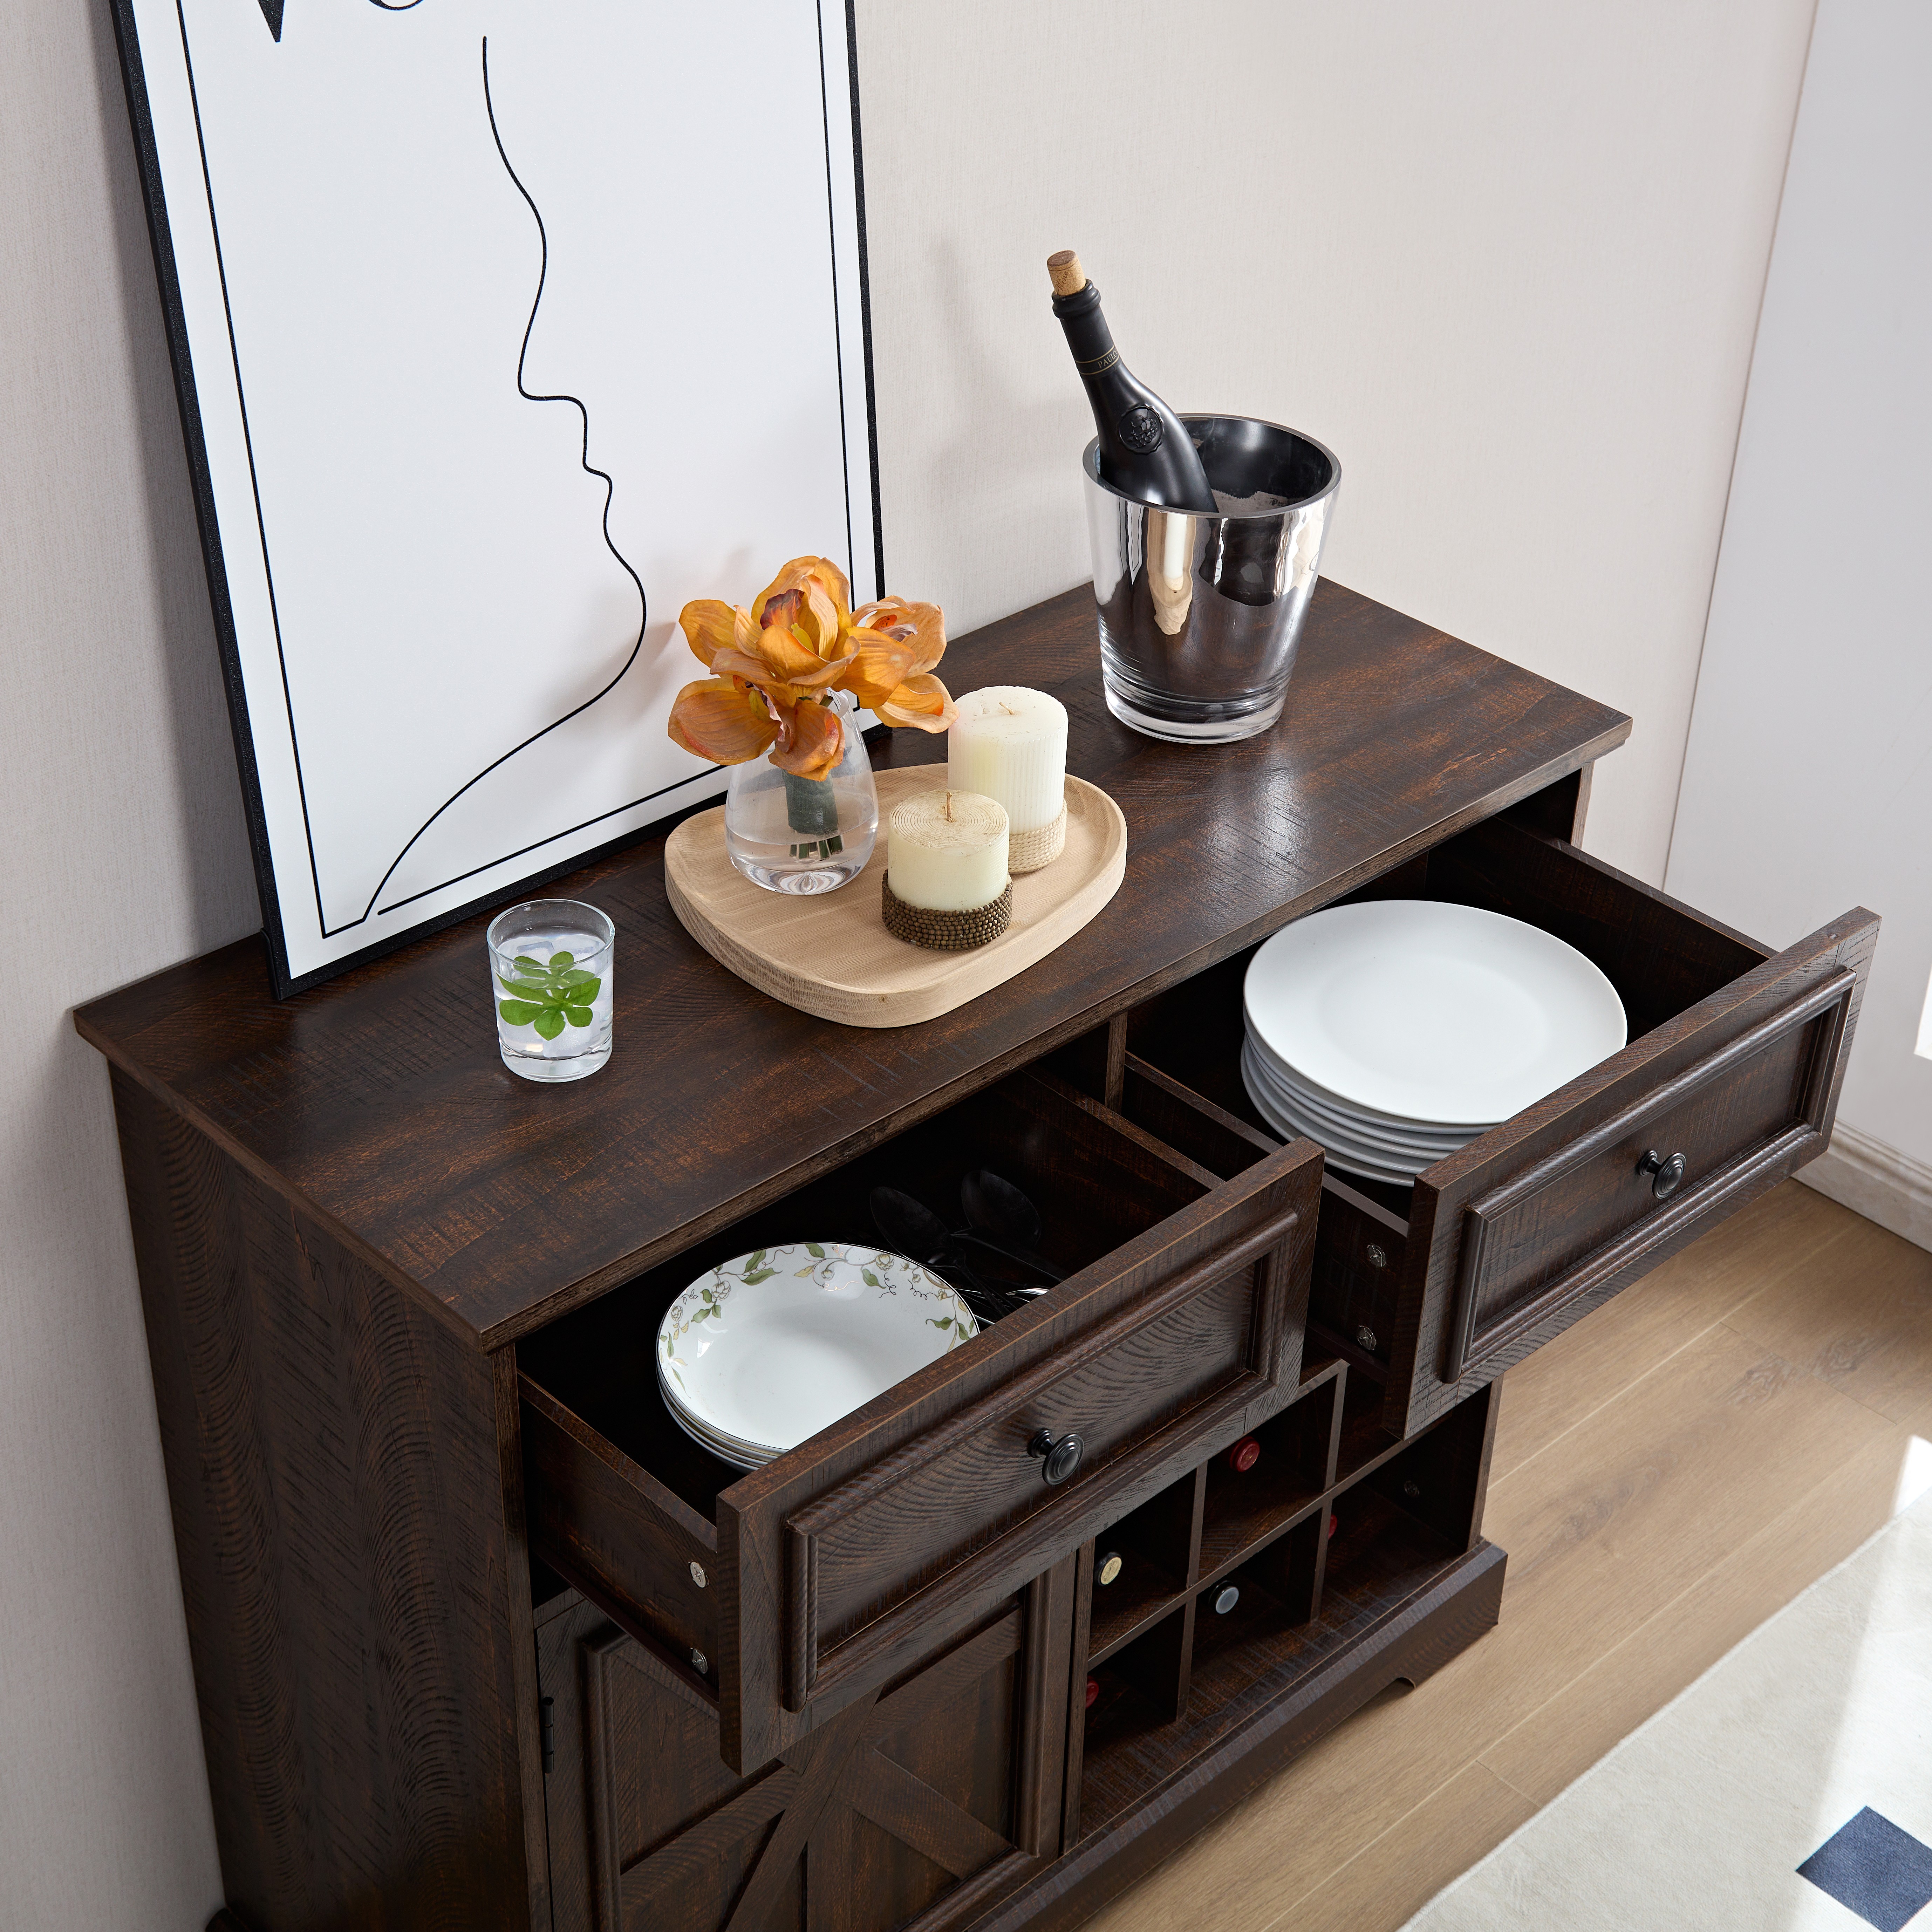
1448, 969, 1850, 1377
784, 1208, 1297, 1712
799, 1254, 1258, 1671
1381, 843, 1876, 1438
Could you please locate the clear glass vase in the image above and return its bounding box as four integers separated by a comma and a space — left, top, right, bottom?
723, 690, 878, 893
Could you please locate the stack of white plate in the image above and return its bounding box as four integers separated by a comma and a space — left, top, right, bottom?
656, 1242, 979, 1470
1240, 900, 1627, 1186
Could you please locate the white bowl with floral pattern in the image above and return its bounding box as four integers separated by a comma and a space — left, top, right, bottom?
657, 1385, 772, 1469
657, 1243, 979, 1459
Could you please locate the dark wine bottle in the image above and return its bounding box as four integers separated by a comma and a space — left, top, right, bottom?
1096, 1549, 1124, 1586
1212, 1584, 1240, 1615
1225, 1435, 1261, 1474
1048, 251, 1217, 513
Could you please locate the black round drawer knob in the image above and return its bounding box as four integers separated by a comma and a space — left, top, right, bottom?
1027, 1428, 1085, 1486
1636, 1148, 1687, 1200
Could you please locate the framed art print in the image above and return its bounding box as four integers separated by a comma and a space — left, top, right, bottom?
112, 0, 881, 994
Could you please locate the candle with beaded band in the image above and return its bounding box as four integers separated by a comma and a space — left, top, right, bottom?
948, 687, 1069, 873
881, 789, 1012, 951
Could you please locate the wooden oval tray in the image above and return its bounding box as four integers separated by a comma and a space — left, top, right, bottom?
664, 770, 1127, 1028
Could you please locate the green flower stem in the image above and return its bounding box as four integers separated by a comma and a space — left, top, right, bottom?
784, 772, 839, 836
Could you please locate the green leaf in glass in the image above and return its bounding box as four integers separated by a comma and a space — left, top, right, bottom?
498, 999, 542, 1025
533, 1008, 566, 1040
562, 1005, 593, 1028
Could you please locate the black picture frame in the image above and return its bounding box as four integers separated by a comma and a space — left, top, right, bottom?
108, 0, 884, 996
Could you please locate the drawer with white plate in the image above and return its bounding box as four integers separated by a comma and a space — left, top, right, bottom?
1122, 811, 1876, 1440
517, 1065, 1321, 1774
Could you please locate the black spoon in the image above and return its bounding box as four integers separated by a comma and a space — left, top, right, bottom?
959, 1169, 1066, 1283
869, 1185, 949, 1263
869, 1187, 1031, 1322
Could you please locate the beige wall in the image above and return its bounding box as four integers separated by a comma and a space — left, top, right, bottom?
0, 2, 1809, 1921
1667, 0, 1932, 1238
1, 6, 252, 1927
859, 0, 1815, 882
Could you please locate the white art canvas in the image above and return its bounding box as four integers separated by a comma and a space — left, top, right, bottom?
116, 0, 879, 991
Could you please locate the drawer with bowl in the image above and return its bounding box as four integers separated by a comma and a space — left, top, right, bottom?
1114, 811, 1876, 1440
517, 1064, 1323, 1773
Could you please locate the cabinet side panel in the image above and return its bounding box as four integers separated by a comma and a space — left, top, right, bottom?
111, 1069, 530, 1931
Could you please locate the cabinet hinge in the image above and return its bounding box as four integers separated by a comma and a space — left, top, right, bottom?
539, 1694, 555, 1775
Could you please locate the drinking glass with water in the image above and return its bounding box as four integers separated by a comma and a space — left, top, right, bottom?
486, 900, 614, 1082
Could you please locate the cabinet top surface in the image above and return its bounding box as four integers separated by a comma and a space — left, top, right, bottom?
77, 580, 1627, 1347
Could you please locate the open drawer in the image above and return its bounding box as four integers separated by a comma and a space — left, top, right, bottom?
517, 1066, 1322, 1773
1122, 812, 1877, 1440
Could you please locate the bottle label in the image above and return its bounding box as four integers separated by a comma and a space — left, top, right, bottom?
1076, 347, 1121, 376
1119, 405, 1164, 453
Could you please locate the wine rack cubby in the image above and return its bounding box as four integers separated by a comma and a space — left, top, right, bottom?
1068, 1350, 1496, 1842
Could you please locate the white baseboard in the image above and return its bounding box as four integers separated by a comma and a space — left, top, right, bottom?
1798, 1120, 1932, 1254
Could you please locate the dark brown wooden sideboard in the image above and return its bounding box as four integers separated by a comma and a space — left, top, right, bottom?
76, 580, 1876, 1932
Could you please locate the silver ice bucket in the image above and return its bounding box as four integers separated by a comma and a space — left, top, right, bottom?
1084, 415, 1341, 742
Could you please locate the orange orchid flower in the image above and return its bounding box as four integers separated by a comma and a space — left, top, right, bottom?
665, 676, 848, 781
845, 596, 954, 730
753, 556, 849, 656
665, 677, 777, 766
668, 557, 955, 776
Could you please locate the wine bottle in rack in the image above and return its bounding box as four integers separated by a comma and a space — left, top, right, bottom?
1224, 1435, 1261, 1474
1096, 1548, 1124, 1586
1048, 251, 1218, 513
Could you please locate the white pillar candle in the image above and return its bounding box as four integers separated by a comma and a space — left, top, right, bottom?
887, 790, 1009, 910
948, 687, 1068, 835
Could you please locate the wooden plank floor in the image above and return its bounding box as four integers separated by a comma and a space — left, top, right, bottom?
1085, 1180, 1932, 1932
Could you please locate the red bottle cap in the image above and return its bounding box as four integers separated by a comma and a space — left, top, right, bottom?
1226, 1436, 1261, 1473
1327, 1512, 1338, 1538
1085, 1676, 1100, 1710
